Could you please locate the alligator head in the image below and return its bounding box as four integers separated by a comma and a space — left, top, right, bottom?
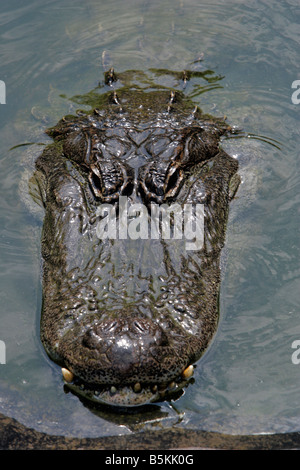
33, 69, 239, 406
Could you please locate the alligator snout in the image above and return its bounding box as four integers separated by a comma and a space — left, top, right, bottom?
56, 311, 196, 406
81, 316, 169, 381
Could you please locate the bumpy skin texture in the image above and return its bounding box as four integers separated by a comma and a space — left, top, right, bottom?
34, 75, 239, 406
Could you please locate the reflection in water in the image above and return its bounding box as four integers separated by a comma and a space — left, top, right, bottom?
70, 389, 185, 433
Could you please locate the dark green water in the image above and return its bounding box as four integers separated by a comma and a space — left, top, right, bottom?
0, 0, 299, 437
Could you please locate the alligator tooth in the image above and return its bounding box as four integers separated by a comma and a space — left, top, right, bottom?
61, 367, 74, 383
182, 365, 194, 379
152, 385, 158, 393
133, 382, 141, 393
110, 386, 117, 395
168, 381, 176, 390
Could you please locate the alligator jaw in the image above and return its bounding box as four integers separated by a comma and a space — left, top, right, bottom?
61, 365, 194, 407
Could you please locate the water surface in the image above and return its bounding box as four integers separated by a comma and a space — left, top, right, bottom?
0, 0, 299, 437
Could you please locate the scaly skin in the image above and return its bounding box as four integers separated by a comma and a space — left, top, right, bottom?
33, 70, 239, 406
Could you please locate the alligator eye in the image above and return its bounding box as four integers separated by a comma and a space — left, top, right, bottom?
90, 170, 102, 194
145, 172, 164, 197
88, 166, 104, 199
164, 165, 184, 198
89, 163, 122, 200
138, 161, 184, 204
88, 160, 134, 201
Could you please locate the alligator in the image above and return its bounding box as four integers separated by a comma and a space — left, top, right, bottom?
32, 68, 240, 407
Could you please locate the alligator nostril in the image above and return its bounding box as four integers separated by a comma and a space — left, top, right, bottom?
132, 319, 148, 334
101, 320, 118, 333
82, 320, 119, 349
92, 320, 120, 338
